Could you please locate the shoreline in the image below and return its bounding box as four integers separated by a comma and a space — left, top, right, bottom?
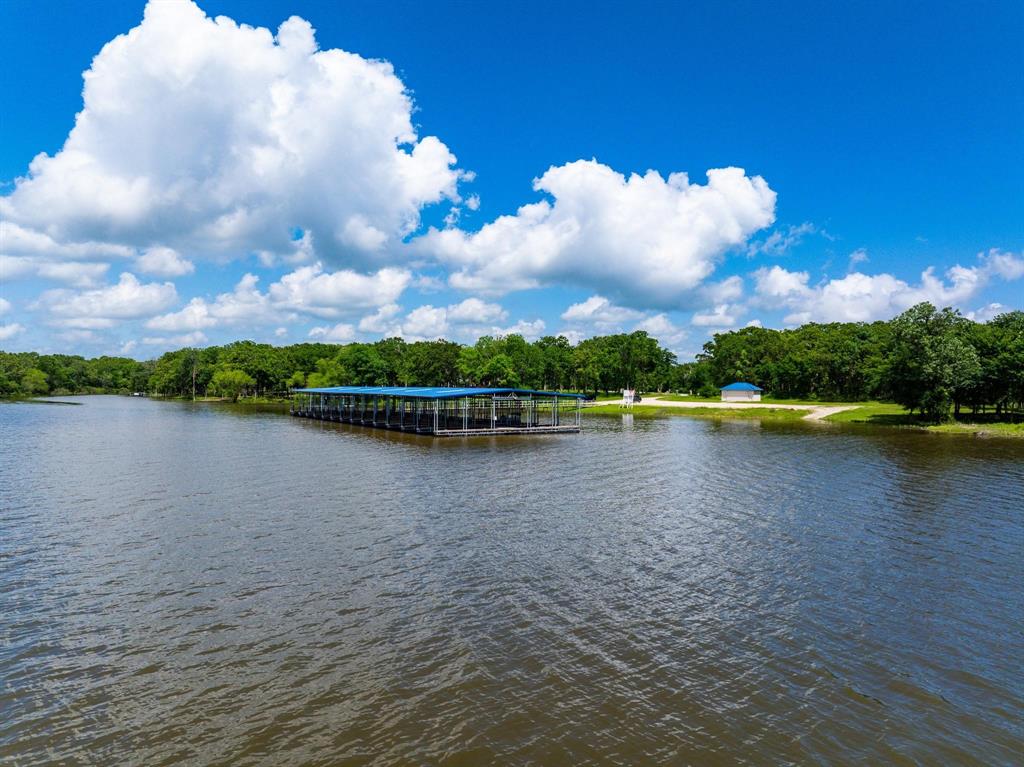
586, 396, 858, 421
583, 397, 1024, 438
10, 393, 1022, 439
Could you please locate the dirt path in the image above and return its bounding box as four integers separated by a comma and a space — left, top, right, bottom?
590, 397, 860, 421
800, 405, 860, 421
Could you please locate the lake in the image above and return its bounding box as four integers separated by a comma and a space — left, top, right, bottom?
2, 396, 1022, 765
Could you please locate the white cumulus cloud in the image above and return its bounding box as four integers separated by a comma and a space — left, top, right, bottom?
358, 297, 513, 341
402, 305, 450, 339
0, 323, 25, 341
967, 303, 1007, 322
308, 323, 356, 343
558, 294, 686, 350
135, 247, 195, 277
146, 264, 405, 333
146, 273, 283, 331
984, 248, 1024, 281
495, 319, 546, 341
446, 297, 507, 324
701, 275, 745, 304
268, 263, 411, 319
34, 272, 177, 329
357, 303, 403, 334
752, 249, 1024, 324
0, 221, 133, 261
1, 254, 111, 287
691, 304, 741, 327
561, 295, 644, 328
752, 265, 813, 304
142, 331, 208, 347
0, 0, 465, 266
635, 313, 688, 353
422, 160, 775, 305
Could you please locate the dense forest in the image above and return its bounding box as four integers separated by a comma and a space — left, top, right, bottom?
684, 303, 1024, 419
2, 303, 1022, 422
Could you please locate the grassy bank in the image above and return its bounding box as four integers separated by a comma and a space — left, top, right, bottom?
928, 421, 1024, 437
822, 403, 909, 423
583, 404, 811, 420
824, 403, 1024, 438
587, 398, 1024, 438
654, 393, 881, 407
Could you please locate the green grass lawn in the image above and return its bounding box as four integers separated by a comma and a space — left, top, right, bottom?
582, 404, 811, 420
929, 421, 1024, 437
822, 403, 911, 423
650, 393, 721, 403
586, 399, 1024, 437
823, 403, 1024, 438
652, 393, 884, 407
760, 397, 879, 407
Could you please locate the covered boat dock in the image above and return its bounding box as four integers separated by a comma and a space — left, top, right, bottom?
291, 386, 583, 436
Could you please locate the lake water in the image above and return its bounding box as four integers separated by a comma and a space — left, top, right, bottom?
2, 396, 1022, 765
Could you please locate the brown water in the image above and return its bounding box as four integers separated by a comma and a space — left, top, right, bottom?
2, 396, 1022, 765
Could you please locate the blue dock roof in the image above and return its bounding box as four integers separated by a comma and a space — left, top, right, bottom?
295, 386, 585, 399
720, 382, 764, 392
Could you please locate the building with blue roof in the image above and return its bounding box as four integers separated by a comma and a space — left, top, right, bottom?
720, 382, 764, 402
291, 386, 583, 436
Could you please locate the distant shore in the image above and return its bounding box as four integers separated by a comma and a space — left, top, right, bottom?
583, 396, 1024, 438
8, 392, 1021, 438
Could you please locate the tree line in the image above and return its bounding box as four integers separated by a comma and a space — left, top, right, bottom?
2, 302, 1021, 421
680, 303, 1024, 420
0, 332, 676, 402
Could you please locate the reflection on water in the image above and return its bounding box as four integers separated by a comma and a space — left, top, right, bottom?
1, 396, 1022, 765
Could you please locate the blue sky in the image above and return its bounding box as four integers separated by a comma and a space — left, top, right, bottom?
1, 0, 1021, 359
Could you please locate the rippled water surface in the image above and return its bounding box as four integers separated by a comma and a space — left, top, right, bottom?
2, 396, 1022, 765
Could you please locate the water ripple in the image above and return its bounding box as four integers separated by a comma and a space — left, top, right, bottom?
1, 398, 1022, 765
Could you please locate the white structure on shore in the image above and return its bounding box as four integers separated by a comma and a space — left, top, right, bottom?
720, 382, 763, 402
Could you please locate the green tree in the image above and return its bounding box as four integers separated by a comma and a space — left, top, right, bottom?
885, 303, 980, 421
480, 353, 520, 387
20, 368, 49, 395
401, 340, 461, 386
336, 344, 390, 385
986, 311, 1024, 414
535, 335, 574, 390
373, 337, 407, 385
209, 368, 256, 402
4, 310, 1020, 421
219, 341, 285, 394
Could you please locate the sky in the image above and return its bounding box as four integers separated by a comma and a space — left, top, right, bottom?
1, 0, 1022, 360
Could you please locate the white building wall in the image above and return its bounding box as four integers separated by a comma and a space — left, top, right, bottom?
721, 390, 761, 402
